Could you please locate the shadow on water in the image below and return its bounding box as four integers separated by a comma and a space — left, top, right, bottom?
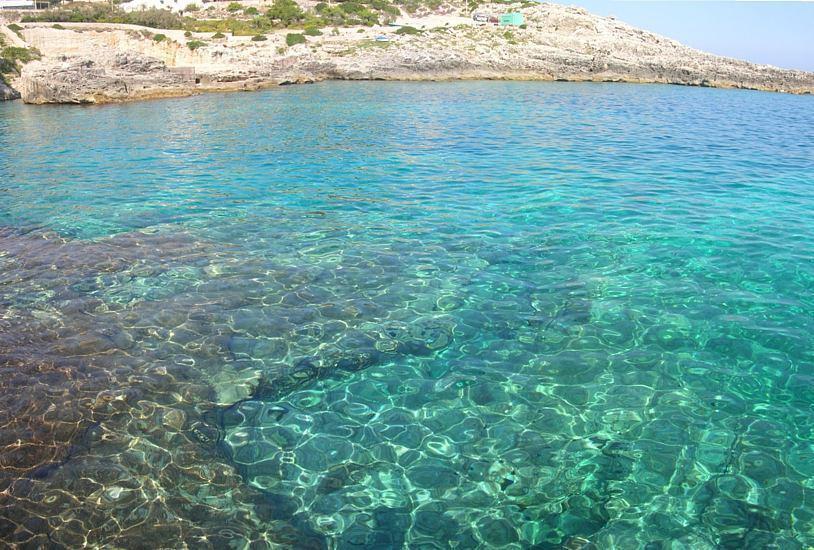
0, 226, 327, 547
0, 220, 606, 547
3, 224, 798, 548
2, 208, 811, 548
0, 224, 469, 547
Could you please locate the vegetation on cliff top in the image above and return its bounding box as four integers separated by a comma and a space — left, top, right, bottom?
19, 0, 439, 35
186, 39, 206, 50
0, 33, 41, 85
7, 23, 24, 39
22, 4, 186, 28
394, 24, 421, 35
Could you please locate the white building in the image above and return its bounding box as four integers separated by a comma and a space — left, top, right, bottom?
120, 0, 190, 13
0, 0, 35, 8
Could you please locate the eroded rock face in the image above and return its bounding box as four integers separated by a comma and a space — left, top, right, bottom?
313, 4, 814, 95
18, 53, 192, 104
0, 80, 20, 100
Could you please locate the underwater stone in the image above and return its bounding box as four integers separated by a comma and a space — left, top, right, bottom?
161, 408, 187, 431
436, 294, 464, 311
231, 309, 269, 333
788, 444, 814, 477
316, 464, 365, 495
407, 461, 460, 490
413, 508, 459, 538
739, 451, 785, 485
374, 338, 399, 353
296, 436, 354, 472
210, 367, 262, 405
476, 517, 519, 545
188, 421, 222, 446
227, 336, 258, 359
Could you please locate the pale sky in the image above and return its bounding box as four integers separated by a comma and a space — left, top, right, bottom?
571, 1, 814, 71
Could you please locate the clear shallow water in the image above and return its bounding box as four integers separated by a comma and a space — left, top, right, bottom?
1, 82, 814, 548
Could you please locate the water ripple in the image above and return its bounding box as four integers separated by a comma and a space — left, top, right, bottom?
0, 82, 813, 548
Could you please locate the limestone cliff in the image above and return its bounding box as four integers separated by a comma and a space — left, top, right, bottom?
12, 3, 814, 104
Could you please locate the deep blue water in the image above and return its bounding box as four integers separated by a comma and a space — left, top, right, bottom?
1, 81, 814, 548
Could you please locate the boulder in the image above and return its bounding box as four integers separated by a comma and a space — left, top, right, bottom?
0, 80, 20, 100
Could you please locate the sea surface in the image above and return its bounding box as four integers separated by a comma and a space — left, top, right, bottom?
1, 82, 813, 549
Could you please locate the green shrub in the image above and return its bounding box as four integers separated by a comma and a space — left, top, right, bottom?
394, 25, 420, 35
367, 0, 391, 10
301, 0, 397, 27
2, 46, 40, 64
52, 23, 65, 29
311, 4, 350, 26
267, 0, 304, 26
303, 26, 322, 36
285, 32, 305, 46
251, 33, 267, 41
518, 23, 527, 29
338, 2, 378, 24
21, 5, 185, 29
185, 3, 199, 11
0, 45, 41, 82
226, 2, 243, 12
185, 17, 271, 36
153, 33, 167, 41
243, 6, 258, 15
396, 0, 442, 14
339, 2, 362, 14
187, 39, 206, 50
184, 30, 192, 37
127, 8, 185, 29
7, 23, 23, 38
380, 4, 400, 16
212, 31, 226, 38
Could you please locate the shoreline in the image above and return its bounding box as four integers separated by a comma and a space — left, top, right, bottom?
9, 75, 813, 109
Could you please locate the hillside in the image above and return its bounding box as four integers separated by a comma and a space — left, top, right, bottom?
3, 2, 814, 103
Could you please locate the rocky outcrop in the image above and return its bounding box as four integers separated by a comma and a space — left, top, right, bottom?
0, 80, 20, 100
19, 52, 287, 103
311, 5, 814, 94
18, 53, 194, 104
13, 3, 814, 104
1, 19, 23, 99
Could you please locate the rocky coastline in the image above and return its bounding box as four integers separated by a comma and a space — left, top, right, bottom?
3, 3, 814, 104
0, 80, 20, 100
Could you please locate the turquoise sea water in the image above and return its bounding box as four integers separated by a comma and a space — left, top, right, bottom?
1, 82, 814, 548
